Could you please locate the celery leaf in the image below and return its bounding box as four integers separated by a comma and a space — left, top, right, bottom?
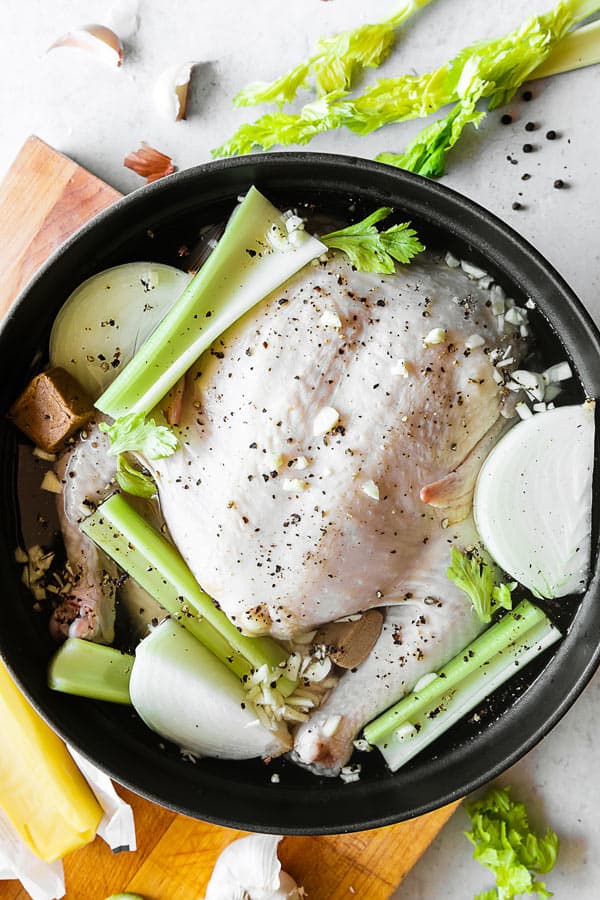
116, 455, 157, 499
213, 98, 348, 157
312, 21, 399, 97
99, 414, 178, 460
377, 83, 487, 176
234, 62, 312, 108
465, 786, 559, 900
447, 547, 514, 624
232, 1, 433, 108
322, 208, 424, 274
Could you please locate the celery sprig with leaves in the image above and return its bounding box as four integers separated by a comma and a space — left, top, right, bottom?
322, 208, 424, 274
377, 80, 488, 177
447, 547, 515, 624
234, 0, 435, 108
214, 0, 600, 165
465, 786, 560, 900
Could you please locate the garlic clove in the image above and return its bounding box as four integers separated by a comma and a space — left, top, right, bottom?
153, 62, 197, 121
123, 143, 175, 183
48, 24, 123, 68
203, 834, 304, 900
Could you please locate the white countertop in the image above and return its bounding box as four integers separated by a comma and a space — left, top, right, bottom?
2, 1, 600, 897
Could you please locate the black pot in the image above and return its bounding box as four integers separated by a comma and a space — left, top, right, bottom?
0, 153, 598, 834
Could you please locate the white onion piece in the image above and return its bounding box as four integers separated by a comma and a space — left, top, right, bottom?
129, 619, 291, 760
203, 834, 303, 900
474, 401, 595, 598
50, 262, 191, 398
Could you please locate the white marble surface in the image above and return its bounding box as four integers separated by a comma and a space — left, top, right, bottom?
1, 1, 600, 897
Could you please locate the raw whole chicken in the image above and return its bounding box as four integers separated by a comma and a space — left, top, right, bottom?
151, 254, 514, 637
54, 250, 522, 773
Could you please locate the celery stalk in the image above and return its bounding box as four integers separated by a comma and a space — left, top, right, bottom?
364, 601, 561, 765
82, 501, 251, 680
96, 187, 326, 420
81, 494, 291, 686
531, 19, 600, 80
48, 639, 133, 704
373, 616, 560, 772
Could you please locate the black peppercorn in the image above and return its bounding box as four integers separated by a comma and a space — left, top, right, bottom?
521, 173, 531, 181
546, 130, 557, 140
512, 201, 523, 210
553, 179, 565, 189
525, 121, 536, 131
522, 90, 533, 101
501, 113, 512, 125
522, 143, 533, 153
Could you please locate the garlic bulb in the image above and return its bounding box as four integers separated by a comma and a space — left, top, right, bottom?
203, 835, 304, 900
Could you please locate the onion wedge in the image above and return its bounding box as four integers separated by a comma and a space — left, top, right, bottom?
474, 401, 595, 599
129, 620, 291, 760
50, 262, 191, 399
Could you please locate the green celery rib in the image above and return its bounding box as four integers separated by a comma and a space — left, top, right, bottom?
96, 187, 325, 420
531, 19, 600, 80
364, 600, 560, 749
81, 494, 291, 687
48, 639, 133, 704
81, 500, 251, 680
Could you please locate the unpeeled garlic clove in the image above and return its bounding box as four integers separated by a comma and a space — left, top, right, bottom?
48, 24, 123, 68
153, 62, 196, 121
123, 142, 175, 183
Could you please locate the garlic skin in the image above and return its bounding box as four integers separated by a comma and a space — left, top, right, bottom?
48, 25, 123, 68
203, 835, 303, 900
123, 143, 175, 183
153, 62, 196, 120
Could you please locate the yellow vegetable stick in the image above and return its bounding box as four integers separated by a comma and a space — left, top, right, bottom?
0, 661, 103, 862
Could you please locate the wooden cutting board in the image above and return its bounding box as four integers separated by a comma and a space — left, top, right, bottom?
0, 136, 460, 900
